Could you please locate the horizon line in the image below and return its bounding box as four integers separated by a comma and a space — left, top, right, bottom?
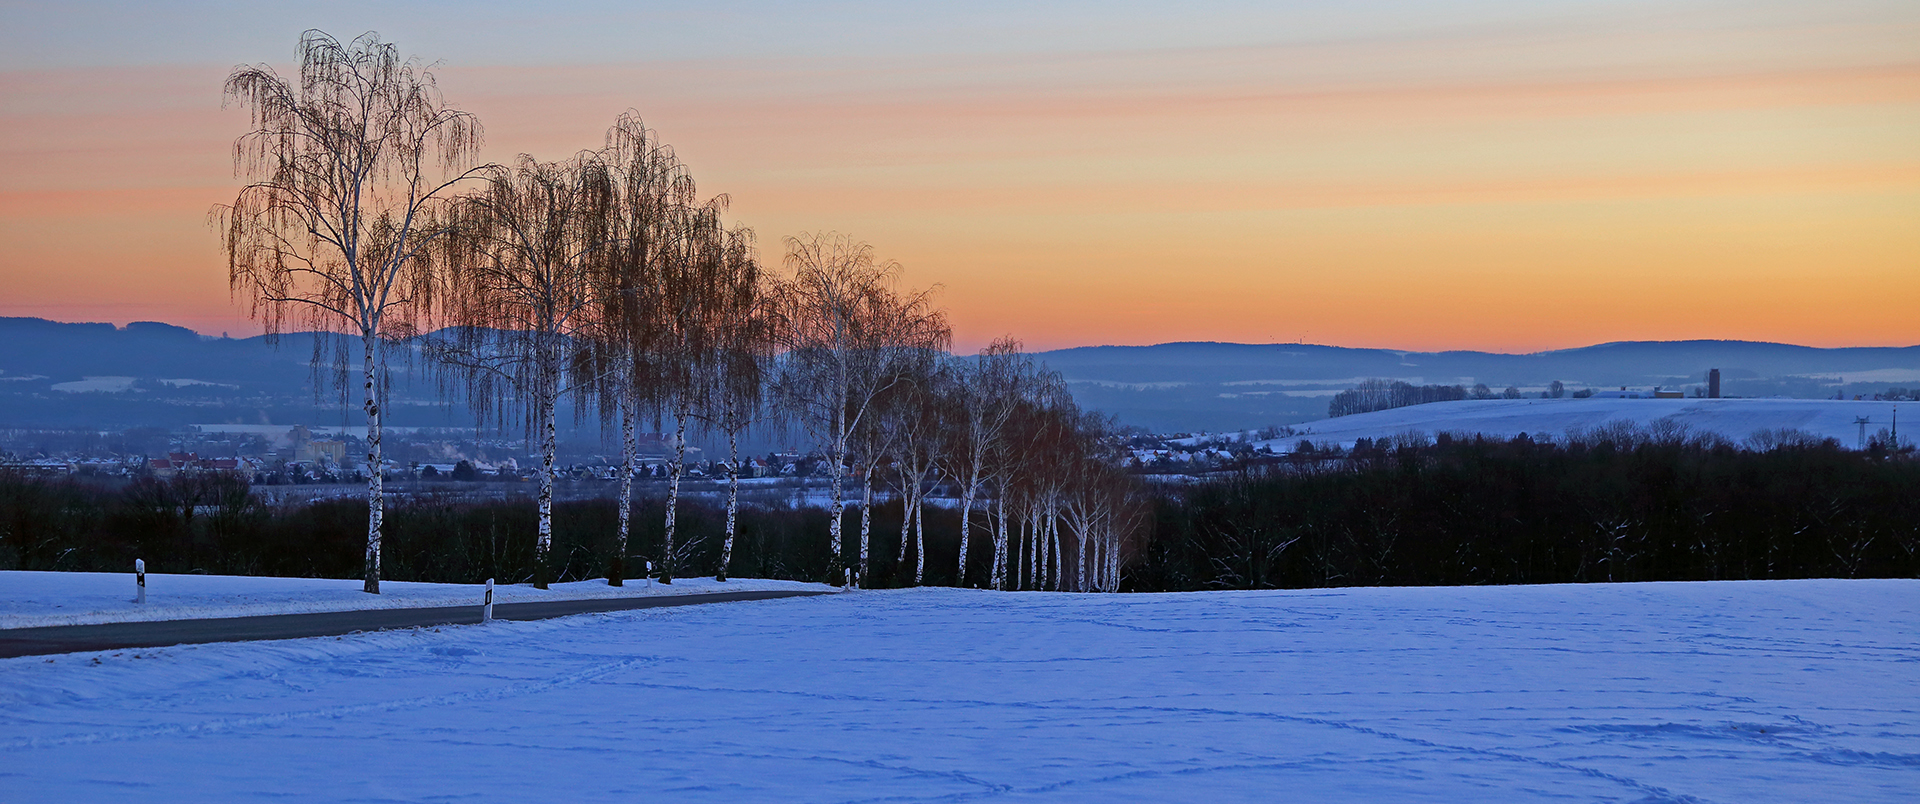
6, 315, 1918, 357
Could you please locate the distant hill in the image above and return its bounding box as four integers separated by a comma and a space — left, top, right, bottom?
0, 317, 467, 430
1032, 340, 1920, 433
3, 318, 1916, 434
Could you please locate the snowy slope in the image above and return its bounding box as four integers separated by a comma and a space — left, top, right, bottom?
3, 581, 1915, 802
0, 571, 832, 630
1260, 397, 1907, 451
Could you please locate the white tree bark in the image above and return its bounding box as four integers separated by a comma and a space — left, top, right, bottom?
1049, 511, 1062, 591
857, 462, 876, 586
362, 331, 383, 594
1077, 523, 1088, 592
913, 494, 926, 586
896, 466, 912, 566
957, 490, 974, 586
662, 402, 688, 583
534, 378, 558, 589
992, 494, 1010, 590
613, 387, 637, 586
720, 422, 740, 581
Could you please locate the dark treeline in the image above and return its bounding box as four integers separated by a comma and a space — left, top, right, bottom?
1133, 433, 1920, 591
8, 429, 1919, 592
0, 472, 1002, 588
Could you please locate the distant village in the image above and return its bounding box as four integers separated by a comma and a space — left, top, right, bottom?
0, 423, 815, 493
6, 370, 1916, 491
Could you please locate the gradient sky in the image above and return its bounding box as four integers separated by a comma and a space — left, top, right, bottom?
2, 1, 1916, 352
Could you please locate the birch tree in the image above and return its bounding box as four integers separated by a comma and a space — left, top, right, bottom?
697, 225, 776, 582
428, 152, 613, 589
651, 196, 730, 584
597, 112, 691, 586
941, 338, 1026, 588
217, 30, 485, 593
883, 361, 950, 585
773, 233, 948, 582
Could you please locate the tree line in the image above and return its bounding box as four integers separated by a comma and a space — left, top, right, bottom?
1133, 426, 1920, 591
1327, 379, 1469, 418
213, 30, 1141, 593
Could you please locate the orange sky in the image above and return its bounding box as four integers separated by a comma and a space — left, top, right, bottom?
2, 2, 1917, 352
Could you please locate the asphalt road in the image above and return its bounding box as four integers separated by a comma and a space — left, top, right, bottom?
0, 589, 833, 659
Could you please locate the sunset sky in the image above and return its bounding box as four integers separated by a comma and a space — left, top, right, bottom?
2, 0, 1916, 352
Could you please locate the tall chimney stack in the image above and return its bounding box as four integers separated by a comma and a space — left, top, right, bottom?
1708, 368, 1721, 399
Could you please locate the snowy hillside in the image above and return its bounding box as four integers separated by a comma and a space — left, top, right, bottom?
3, 581, 1914, 801
1259, 397, 1908, 452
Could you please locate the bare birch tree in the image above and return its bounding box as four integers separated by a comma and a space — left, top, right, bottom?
696, 225, 776, 582
883, 360, 950, 586
651, 197, 731, 584
217, 30, 485, 593
597, 112, 692, 586
773, 233, 948, 583
427, 152, 613, 588
940, 338, 1026, 588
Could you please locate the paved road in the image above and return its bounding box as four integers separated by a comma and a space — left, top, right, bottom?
0, 589, 832, 659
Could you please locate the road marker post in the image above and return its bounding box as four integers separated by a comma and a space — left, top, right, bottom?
134, 559, 145, 605
483, 578, 494, 622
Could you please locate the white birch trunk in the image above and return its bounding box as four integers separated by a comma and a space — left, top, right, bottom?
828, 447, 846, 572
720, 422, 739, 582
826, 367, 848, 573
662, 403, 687, 583
361, 331, 383, 594
913, 493, 926, 586
857, 462, 875, 586
1075, 515, 1089, 592
992, 494, 1010, 590
956, 487, 974, 587
1105, 514, 1120, 592
896, 465, 912, 566
534, 379, 558, 589
613, 388, 636, 587
1049, 511, 1062, 591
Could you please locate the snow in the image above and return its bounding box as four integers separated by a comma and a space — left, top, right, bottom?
155, 378, 238, 389
1790, 368, 1920, 385
0, 571, 832, 630
49, 376, 137, 393
1262, 397, 1909, 451
3, 580, 1914, 801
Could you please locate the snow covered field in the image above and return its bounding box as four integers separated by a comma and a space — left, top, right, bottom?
1261, 397, 1907, 452
3, 580, 1915, 802
0, 571, 831, 629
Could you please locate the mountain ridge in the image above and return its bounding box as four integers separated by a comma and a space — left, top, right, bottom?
4, 317, 1917, 432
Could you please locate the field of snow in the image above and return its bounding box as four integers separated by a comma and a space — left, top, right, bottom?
0, 571, 832, 630
3, 580, 1915, 802
1261, 397, 1908, 452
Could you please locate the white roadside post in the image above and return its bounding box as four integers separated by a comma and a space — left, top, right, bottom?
483, 578, 494, 622
134, 559, 145, 604
645, 560, 654, 591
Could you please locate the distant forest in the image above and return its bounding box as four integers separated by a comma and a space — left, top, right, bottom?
1135, 431, 1918, 590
